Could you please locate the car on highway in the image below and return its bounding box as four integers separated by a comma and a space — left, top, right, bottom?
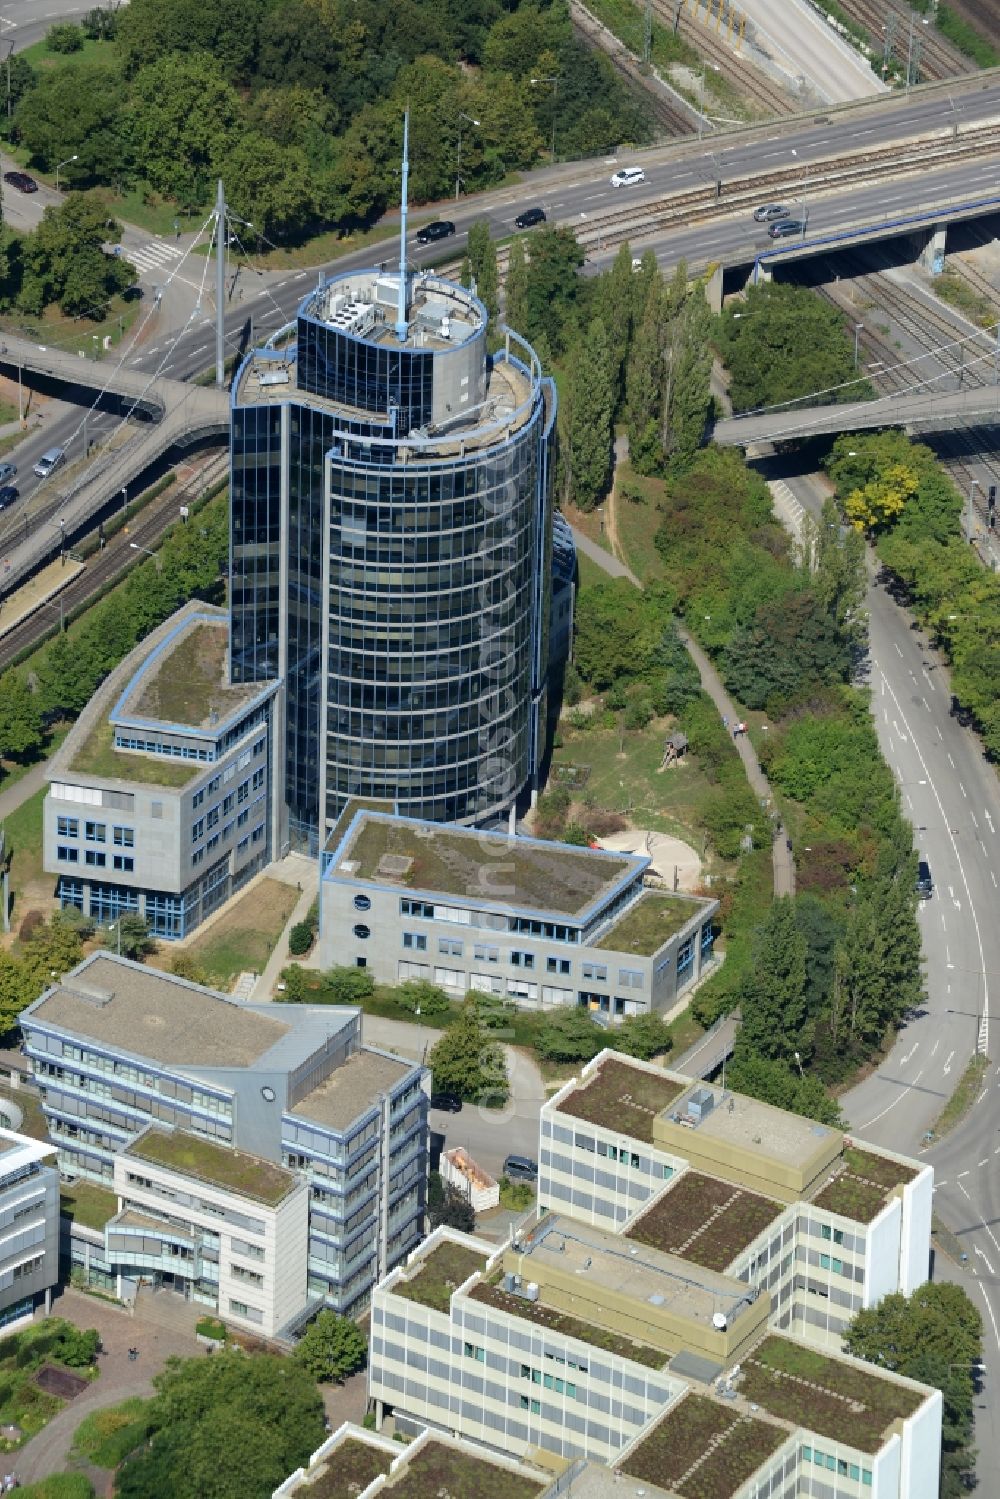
0, 463, 16, 486
514, 207, 546, 230
768, 218, 806, 239
33, 446, 66, 480
416, 220, 456, 245
0, 485, 18, 510
430, 1091, 462, 1113
3, 171, 37, 194
610, 167, 645, 188
753, 202, 790, 222
502, 1153, 538, 1182
916, 859, 934, 899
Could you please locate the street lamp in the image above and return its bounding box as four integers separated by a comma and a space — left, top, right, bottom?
530, 77, 559, 163
455, 112, 480, 200
55, 154, 78, 193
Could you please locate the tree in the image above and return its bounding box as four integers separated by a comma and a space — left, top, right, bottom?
109, 913, 154, 961
15, 61, 126, 183
723, 587, 852, 711
288, 922, 314, 957
504, 235, 529, 339
609, 1010, 674, 1060
717, 282, 871, 412
224, 132, 314, 242
278, 964, 308, 1002
0, 53, 35, 130
845, 1283, 981, 1499
117, 0, 265, 82
428, 999, 508, 1103
428, 1172, 476, 1232
19, 194, 137, 319
844, 462, 919, 533
115, 1351, 326, 1499
53, 1325, 100, 1367
725, 1050, 842, 1126
46, 22, 84, 52
123, 53, 241, 201
0, 950, 43, 1036
522, 225, 584, 354
466, 220, 498, 325
293, 1311, 367, 1384
737, 897, 809, 1062
0, 669, 44, 759
572, 579, 674, 689
322, 966, 375, 1005
395, 979, 451, 1016
567, 316, 613, 512
535, 1006, 605, 1064
662, 281, 712, 471
169, 951, 212, 987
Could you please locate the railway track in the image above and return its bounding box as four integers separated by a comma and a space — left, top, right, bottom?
571, 2, 698, 135
0, 450, 227, 671
830, 0, 971, 81
667, 0, 797, 116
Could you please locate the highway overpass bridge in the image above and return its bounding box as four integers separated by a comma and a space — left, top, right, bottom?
0, 334, 229, 600
713, 384, 1000, 445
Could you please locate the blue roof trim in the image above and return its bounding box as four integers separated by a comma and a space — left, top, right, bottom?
321, 809, 649, 925
109, 613, 277, 742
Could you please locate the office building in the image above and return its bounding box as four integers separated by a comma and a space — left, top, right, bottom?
320, 809, 718, 1021
44, 602, 280, 940
19, 954, 428, 1330
0, 1129, 59, 1333
230, 264, 559, 852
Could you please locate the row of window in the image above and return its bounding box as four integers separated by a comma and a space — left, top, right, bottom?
800, 1448, 872, 1485
397, 896, 585, 945
395, 932, 642, 986
56, 819, 133, 847
57, 848, 133, 872
116, 735, 212, 762
190, 739, 265, 811
191, 774, 265, 847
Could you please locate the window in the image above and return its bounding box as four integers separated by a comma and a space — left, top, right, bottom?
208, 775, 221, 794
510, 951, 535, 969
57, 846, 78, 864
112, 826, 134, 848
582, 963, 607, 981
438, 938, 463, 957
402, 932, 427, 952
12, 1256, 42, 1279
193, 848, 205, 867
150, 802, 163, 819
84, 821, 106, 843
518, 1396, 540, 1414
193, 788, 205, 810
618, 968, 643, 989
546, 957, 571, 975
354, 894, 371, 911
223, 793, 235, 814
237, 809, 249, 828
251, 824, 265, 845
207, 806, 220, 830
353, 924, 370, 940
237, 780, 250, 804
206, 835, 220, 854
464, 1342, 485, 1361
231, 1238, 265, 1262
113, 855, 134, 873
400, 898, 434, 919
252, 767, 265, 791
253, 736, 266, 757
56, 816, 78, 838
474, 944, 499, 963
191, 818, 205, 842
230, 1263, 263, 1287
85, 850, 106, 868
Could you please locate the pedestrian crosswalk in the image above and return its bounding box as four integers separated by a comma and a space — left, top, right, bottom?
121, 239, 184, 276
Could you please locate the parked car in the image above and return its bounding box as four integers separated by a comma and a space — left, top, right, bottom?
0, 485, 18, 510
514, 207, 546, 230
33, 446, 66, 479
916, 859, 934, 899
416, 220, 456, 245
0, 462, 16, 485
3, 170, 37, 194
503, 1154, 538, 1182
430, 1091, 463, 1113
610, 167, 645, 188
768, 218, 806, 239
753, 202, 789, 222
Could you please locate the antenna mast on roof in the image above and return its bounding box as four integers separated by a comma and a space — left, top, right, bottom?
395, 109, 410, 343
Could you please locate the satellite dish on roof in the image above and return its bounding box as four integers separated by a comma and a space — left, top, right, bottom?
712, 1312, 728, 1330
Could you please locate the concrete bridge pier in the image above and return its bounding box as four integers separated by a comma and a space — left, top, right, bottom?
748, 258, 772, 289
703, 263, 723, 314
917, 222, 948, 276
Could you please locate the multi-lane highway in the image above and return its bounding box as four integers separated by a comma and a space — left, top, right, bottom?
776, 467, 1000, 1491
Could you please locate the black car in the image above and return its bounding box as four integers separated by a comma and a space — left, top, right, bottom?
0, 485, 18, 510
768, 218, 806, 240
416, 220, 456, 245
916, 859, 934, 899
514, 207, 546, 230
3, 171, 37, 194
430, 1091, 462, 1113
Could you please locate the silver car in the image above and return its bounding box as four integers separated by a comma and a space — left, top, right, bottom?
33, 446, 65, 479
0, 462, 16, 485
753, 203, 789, 222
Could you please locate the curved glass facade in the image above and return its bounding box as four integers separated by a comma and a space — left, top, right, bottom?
231, 269, 556, 849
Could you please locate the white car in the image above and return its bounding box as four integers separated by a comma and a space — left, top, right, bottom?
610, 167, 645, 188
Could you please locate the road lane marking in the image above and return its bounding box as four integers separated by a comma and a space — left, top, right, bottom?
972, 812, 979, 828
980, 1159, 990, 1167
976, 1246, 996, 1275
944, 1050, 954, 1075
895, 643, 903, 656
900, 1042, 919, 1066
960, 782, 968, 798
931, 1039, 940, 1057
959, 1170, 970, 1178
948, 752, 956, 767
857, 1067, 925, 1130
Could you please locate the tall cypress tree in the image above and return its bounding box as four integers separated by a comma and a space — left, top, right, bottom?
625, 276, 664, 475
504, 235, 529, 338
568, 317, 614, 512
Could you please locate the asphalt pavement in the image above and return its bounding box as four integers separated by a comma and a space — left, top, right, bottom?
737, 0, 886, 101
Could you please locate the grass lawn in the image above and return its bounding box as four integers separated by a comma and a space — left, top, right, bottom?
70, 719, 196, 788
0, 1080, 48, 1141
550, 715, 718, 856
0, 1319, 99, 1446
127, 1128, 295, 1206
60, 1181, 119, 1233
0, 726, 69, 799
72, 1395, 153, 1470
4, 787, 47, 921
5, 291, 143, 363
396, 1241, 487, 1312
16, 34, 113, 74
930, 1053, 990, 1139
300, 1436, 393, 1498
575, 547, 608, 593
180, 877, 299, 983
615, 469, 669, 583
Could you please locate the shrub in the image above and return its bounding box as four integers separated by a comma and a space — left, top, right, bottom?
17, 909, 44, 943
278, 964, 308, 1003
394, 979, 451, 1016
195, 1318, 226, 1341
322, 967, 375, 1004
46, 22, 84, 51
288, 921, 314, 957
581, 809, 626, 837
52, 1325, 100, 1368
562, 823, 590, 846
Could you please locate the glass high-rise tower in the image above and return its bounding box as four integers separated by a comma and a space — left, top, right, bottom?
229, 267, 557, 852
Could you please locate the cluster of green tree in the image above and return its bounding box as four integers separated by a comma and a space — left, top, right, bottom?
293, 1309, 367, 1383
825, 430, 1000, 756
653, 448, 922, 1115
715, 282, 872, 412
935, 3, 998, 66
114, 1351, 327, 1499
845, 1281, 981, 1498
0, 193, 137, 322
0, 913, 86, 1036
0, 491, 227, 764
428, 1169, 476, 1233
9, 0, 650, 239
